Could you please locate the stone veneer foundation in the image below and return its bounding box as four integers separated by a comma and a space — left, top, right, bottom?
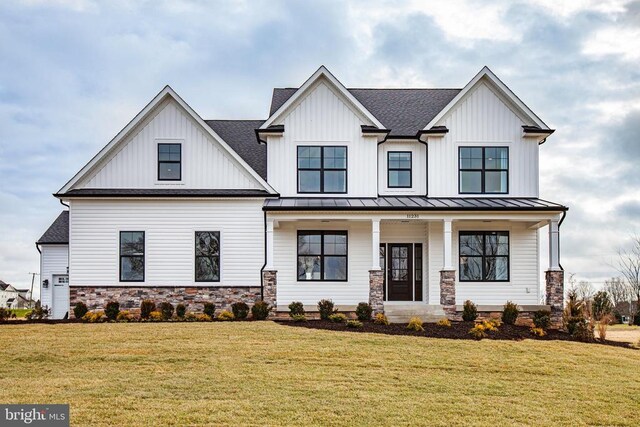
70, 286, 261, 318
261, 270, 277, 317
545, 270, 564, 327
369, 270, 384, 314
439, 270, 457, 318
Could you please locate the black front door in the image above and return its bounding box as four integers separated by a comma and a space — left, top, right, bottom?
387, 244, 413, 301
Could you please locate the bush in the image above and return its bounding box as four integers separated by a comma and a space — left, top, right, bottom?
149, 311, 163, 322
291, 314, 307, 322
373, 313, 389, 325
26, 302, 49, 320
329, 313, 348, 323
355, 302, 373, 321
592, 291, 613, 321
82, 311, 104, 323
563, 290, 586, 335
346, 320, 363, 328
462, 300, 478, 322
530, 327, 546, 337
597, 314, 613, 341
158, 302, 174, 320
251, 301, 271, 320
437, 318, 451, 327
288, 301, 305, 317
231, 302, 250, 320
175, 303, 187, 319
468, 324, 487, 340
634, 311, 640, 326
502, 301, 519, 325
73, 302, 89, 319
481, 319, 499, 332
0, 307, 11, 321
573, 320, 595, 342
217, 310, 235, 321
116, 310, 136, 322
406, 317, 424, 332
533, 310, 552, 330
317, 299, 335, 320
203, 302, 216, 318
140, 300, 156, 319
104, 301, 120, 321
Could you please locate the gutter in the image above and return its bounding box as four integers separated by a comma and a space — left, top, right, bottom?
557, 209, 567, 271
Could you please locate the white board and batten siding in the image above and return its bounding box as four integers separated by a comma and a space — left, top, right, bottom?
428, 81, 539, 198
266, 80, 378, 198
69, 199, 264, 287
378, 140, 427, 196
39, 244, 69, 309
76, 98, 262, 190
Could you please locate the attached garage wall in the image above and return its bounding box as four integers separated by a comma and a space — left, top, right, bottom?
39, 244, 69, 309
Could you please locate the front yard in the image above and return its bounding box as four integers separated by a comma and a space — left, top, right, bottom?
1, 322, 639, 426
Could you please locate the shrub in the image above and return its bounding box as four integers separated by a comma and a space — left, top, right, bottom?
406, 317, 424, 332
116, 310, 136, 322
533, 310, 552, 330
597, 314, 613, 341
355, 302, 373, 321
149, 311, 163, 322
462, 300, 478, 322
203, 302, 216, 318
288, 301, 305, 317
592, 291, 613, 321
437, 318, 451, 327
563, 290, 586, 335
217, 310, 235, 321
329, 313, 348, 323
175, 303, 187, 319
573, 320, 595, 342
159, 302, 174, 320
485, 317, 501, 330
346, 320, 363, 328
82, 311, 104, 323
140, 300, 156, 319
251, 301, 271, 320
291, 314, 307, 322
317, 299, 335, 320
104, 301, 120, 321
231, 302, 250, 320
0, 307, 11, 321
633, 311, 640, 326
73, 302, 89, 319
184, 312, 198, 322
195, 313, 211, 322
373, 313, 389, 325
501, 301, 519, 325
530, 327, 546, 337
26, 302, 49, 320
468, 324, 487, 340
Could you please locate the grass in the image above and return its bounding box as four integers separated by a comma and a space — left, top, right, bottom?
8, 308, 31, 318
1, 322, 639, 426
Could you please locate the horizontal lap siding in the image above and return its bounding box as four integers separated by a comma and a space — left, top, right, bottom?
274, 221, 371, 305
69, 199, 264, 287
40, 244, 69, 308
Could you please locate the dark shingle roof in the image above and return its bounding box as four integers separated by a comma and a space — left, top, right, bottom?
270, 88, 461, 136
56, 189, 272, 198
37, 211, 69, 244
205, 120, 267, 179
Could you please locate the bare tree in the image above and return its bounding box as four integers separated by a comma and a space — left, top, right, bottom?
614, 235, 640, 306
576, 280, 596, 301
603, 277, 631, 307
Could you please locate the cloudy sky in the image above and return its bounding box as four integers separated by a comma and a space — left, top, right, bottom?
1, 0, 639, 296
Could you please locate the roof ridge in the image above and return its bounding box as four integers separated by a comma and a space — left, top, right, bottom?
205, 119, 265, 122
273, 87, 463, 91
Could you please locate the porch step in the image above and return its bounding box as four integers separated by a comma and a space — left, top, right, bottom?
384, 304, 447, 324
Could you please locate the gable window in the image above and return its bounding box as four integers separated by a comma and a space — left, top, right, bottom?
297, 231, 347, 281
459, 147, 508, 194
120, 231, 145, 282
388, 151, 412, 188
297, 146, 347, 193
195, 231, 220, 282
459, 231, 509, 282
158, 143, 182, 181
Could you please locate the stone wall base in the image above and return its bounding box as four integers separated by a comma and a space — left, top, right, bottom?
70, 286, 261, 318
369, 270, 384, 314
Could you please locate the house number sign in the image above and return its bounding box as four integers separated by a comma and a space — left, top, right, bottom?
406, 214, 419, 219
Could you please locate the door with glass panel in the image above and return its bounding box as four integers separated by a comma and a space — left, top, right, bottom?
387, 244, 413, 301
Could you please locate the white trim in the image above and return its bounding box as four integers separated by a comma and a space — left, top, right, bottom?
423, 66, 549, 131
260, 66, 385, 130
59, 86, 276, 194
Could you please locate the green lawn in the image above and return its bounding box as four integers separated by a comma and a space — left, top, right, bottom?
1, 322, 639, 426
9, 308, 31, 318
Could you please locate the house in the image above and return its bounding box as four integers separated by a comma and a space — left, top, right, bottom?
36, 66, 567, 323
0, 280, 31, 309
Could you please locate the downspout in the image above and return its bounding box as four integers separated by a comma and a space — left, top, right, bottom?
259, 210, 267, 301
59, 199, 70, 209
557, 209, 567, 271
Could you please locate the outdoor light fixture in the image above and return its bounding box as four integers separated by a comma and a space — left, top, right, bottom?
42, 279, 49, 289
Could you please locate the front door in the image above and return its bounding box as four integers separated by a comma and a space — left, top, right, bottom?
52, 275, 69, 319
387, 244, 413, 301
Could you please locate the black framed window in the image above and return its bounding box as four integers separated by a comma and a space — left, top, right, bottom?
297, 231, 347, 281
459, 147, 508, 194
388, 151, 412, 188
195, 231, 220, 282
459, 231, 509, 282
158, 143, 182, 181
297, 146, 347, 193
120, 231, 144, 282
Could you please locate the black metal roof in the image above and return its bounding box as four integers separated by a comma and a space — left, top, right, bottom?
37, 211, 69, 244
205, 120, 267, 179
270, 88, 461, 136
56, 189, 272, 198
263, 197, 567, 212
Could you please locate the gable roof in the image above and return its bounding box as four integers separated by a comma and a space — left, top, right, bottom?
57, 86, 276, 196
205, 120, 267, 179
270, 88, 461, 137
37, 211, 69, 244
0, 280, 8, 291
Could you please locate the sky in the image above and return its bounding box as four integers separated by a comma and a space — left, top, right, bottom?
1, 0, 639, 297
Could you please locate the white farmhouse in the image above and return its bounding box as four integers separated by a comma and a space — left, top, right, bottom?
37, 66, 567, 323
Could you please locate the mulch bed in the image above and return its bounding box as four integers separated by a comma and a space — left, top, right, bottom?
277, 319, 636, 349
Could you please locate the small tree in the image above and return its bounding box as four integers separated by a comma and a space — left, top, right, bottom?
462, 300, 477, 322
613, 235, 640, 323
591, 291, 613, 321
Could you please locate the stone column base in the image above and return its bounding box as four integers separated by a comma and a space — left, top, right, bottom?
262, 270, 277, 318
369, 270, 384, 314
545, 270, 564, 328
440, 270, 456, 318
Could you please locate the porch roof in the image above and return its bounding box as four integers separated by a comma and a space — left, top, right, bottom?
263, 197, 568, 212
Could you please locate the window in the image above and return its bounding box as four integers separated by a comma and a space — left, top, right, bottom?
459, 231, 509, 282
459, 147, 508, 194
297, 146, 347, 193
195, 231, 220, 282
158, 143, 182, 181
120, 231, 144, 282
414, 243, 422, 301
388, 152, 412, 188
297, 231, 347, 281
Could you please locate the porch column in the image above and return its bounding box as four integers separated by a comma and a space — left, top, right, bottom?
265, 218, 275, 270
443, 218, 453, 270
371, 219, 381, 270
546, 218, 563, 328
440, 218, 456, 318
262, 270, 277, 317
548, 219, 560, 271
